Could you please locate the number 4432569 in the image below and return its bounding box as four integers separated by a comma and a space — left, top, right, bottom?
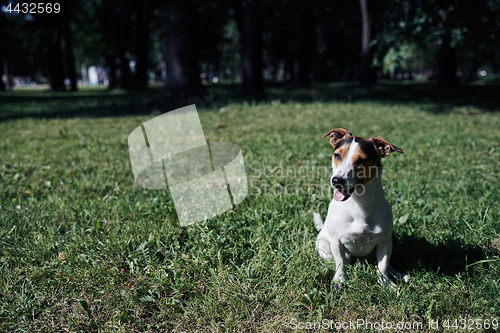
442, 318, 499, 330
5, 3, 61, 14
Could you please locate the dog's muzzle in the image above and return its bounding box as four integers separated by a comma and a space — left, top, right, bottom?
331, 177, 363, 202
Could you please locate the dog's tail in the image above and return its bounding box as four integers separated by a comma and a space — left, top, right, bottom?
313, 212, 324, 231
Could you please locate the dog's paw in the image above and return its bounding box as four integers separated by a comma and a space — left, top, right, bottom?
331, 281, 344, 292
378, 275, 397, 288
316, 249, 333, 261
331, 275, 347, 291
388, 266, 410, 283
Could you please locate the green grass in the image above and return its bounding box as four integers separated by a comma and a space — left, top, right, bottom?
1, 84, 500, 332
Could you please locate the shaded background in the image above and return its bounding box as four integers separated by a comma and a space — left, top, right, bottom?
1, 1, 500, 330
0, 0, 499, 113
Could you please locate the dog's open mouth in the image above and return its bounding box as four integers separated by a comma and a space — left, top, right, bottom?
333, 182, 364, 202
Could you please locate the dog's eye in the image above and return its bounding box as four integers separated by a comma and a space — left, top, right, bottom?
356, 158, 367, 165
334, 153, 341, 160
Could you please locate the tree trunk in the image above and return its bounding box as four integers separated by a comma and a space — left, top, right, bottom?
234, 0, 263, 96
117, 0, 132, 89
0, 62, 5, 91
63, 5, 78, 91
4, 62, 12, 90
312, 5, 327, 82
164, 0, 205, 97
293, 6, 312, 88
359, 0, 375, 86
49, 21, 66, 91
105, 0, 132, 90
0, 11, 6, 91
285, 56, 294, 82
106, 0, 118, 88
436, 5, 458, 87
436, 34, 458, 87
135, 0, 151, 89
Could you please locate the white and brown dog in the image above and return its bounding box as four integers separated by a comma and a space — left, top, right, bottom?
314, 128, 409, 287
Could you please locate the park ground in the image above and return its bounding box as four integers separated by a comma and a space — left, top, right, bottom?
1, 81, 499, 331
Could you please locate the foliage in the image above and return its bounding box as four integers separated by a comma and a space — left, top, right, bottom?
376, 0, 500, 79
3, 0, 500, 87
381, 43, 430, 77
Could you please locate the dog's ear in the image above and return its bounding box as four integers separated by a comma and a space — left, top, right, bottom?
322, 128, 352, 148
371, 136, 403, 157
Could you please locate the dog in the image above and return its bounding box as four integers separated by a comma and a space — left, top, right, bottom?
314, 128, 409, 287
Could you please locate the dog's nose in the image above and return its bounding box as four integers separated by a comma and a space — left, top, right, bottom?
331, 177, 345, 187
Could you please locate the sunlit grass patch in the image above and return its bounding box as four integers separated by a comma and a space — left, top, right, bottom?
1, 90, 499, 331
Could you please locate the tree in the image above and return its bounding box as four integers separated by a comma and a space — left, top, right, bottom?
164, 0, 205, 97
376, 0, 500, 86
104, 0, 133, 89
0, 8, 9, 91
63, 0, 78, 91
293, 1, 313, 87
49, 19, 66, 91
135, 0, 153, 89
435, 3, 458, 86
261, 0, 294, 83
312, 2, 327, 82
359, 0, 376, 85
234, 0, 264, 95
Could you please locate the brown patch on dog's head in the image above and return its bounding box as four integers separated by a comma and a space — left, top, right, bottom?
325, 129, 403, 185
370, 137, 404, 158
351, 138, 382, 184
351, 136, 403, 184
331, 139, 353, 167
322, 128, 352, 148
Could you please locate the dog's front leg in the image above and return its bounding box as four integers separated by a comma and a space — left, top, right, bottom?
330, 239, 349, 286
376, 238, 396, 287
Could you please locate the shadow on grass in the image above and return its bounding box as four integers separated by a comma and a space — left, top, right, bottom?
1, 80, 499, 122
391, 234, 497, 278
0, 88, 160, 121
265, 80, 500, 113
315, 233, 496, 287
189, 79, 500, 114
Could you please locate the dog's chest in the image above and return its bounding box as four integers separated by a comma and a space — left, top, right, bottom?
338, 220, 386, 256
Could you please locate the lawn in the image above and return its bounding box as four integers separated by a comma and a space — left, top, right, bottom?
1, 84, 499, 332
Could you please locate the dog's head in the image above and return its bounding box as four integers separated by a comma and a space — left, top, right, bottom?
323, 128, 403, 202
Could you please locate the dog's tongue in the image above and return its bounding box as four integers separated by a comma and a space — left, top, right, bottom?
334, 188, 347, 202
